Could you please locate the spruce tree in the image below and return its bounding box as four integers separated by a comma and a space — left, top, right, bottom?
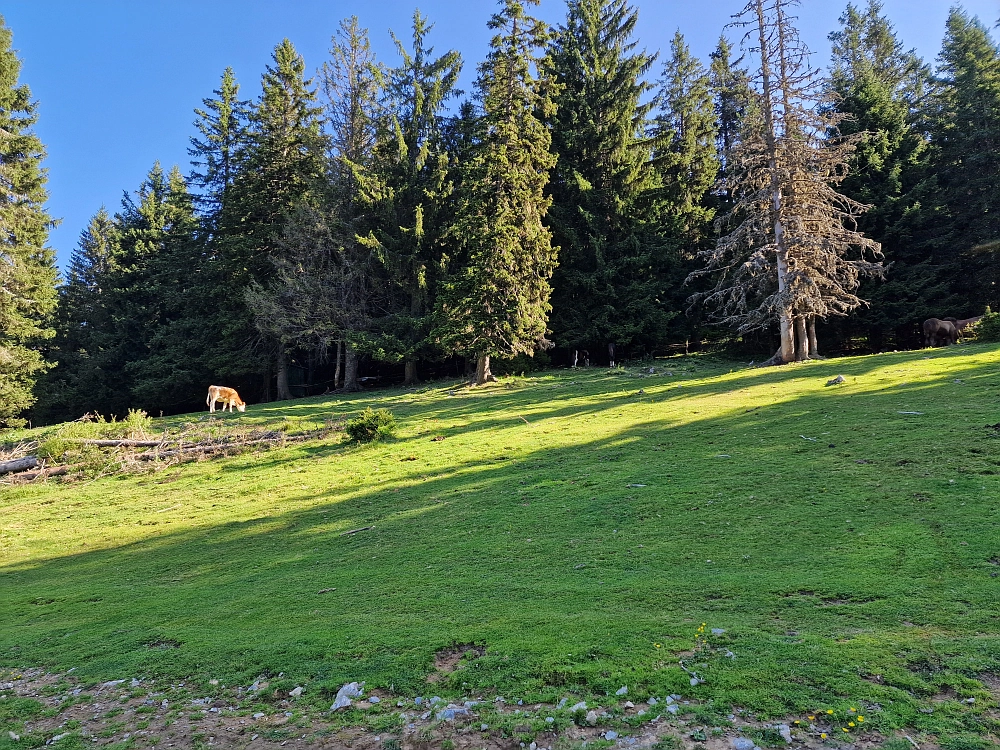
366, 12, 462, 384
434, 0, 557, 385
653, 31, 719, 250
188, 66, 249, 221
709, 36, 754, 207
222, 39, 327, 400
922, 9, 1000, 310
35, 209, 116, 424
0, 15, 58, 427
544, 0, 665, 360
827, 0, 932, 347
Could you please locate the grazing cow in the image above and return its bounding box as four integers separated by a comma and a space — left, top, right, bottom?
207, 385, 246, 413
608, 342, 616, 367
943, 316, 983, 342
923, 318, 958, 347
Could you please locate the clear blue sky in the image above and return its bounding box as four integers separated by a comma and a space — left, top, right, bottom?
4, 0, 998, 271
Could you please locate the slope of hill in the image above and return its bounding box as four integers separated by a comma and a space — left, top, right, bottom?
3, 346, 1000, 745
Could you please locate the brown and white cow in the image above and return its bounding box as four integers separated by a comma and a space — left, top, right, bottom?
206, 385, 246, 413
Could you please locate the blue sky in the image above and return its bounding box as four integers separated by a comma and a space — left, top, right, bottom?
4, 0, 998, 271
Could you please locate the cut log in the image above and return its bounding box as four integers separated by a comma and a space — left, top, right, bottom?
0, 456, 38, 475
5, 465, 74, 482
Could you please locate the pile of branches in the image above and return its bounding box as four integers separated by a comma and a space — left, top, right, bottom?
1, 423, 340, 484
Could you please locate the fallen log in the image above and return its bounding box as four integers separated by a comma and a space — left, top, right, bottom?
69, 439, 165, 447
4, 465, 75, 482
134, 430, 332, 460
0, 456, 38, 475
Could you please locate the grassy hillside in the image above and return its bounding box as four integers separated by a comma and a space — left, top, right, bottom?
3, 346, 1000, 741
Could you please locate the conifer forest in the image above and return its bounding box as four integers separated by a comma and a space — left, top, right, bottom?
4, 0, 1000, 426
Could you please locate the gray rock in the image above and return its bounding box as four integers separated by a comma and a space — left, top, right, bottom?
663, 696, 674, 705
965, 697, 976, 704
546, 717, 554, 723
437, 707, 469, 721
585, 710, 599, 726
529, 743, 537, 750
48, 733, 69, 744
615, 686, 628, 696
430, 696, 442, 706
666, 704, 679, 715
289, 686, 303, 698
253, 713, 265, 719
557, 697, 568, 709
777, 724, 792, 743
369, 696, 380, 704
732, 738, 756, 750
397, 701, 406, 707
711, 628, 726, 635
570, 701, 588, 712
623, 701, 634, 709
8, 732, 20, 742
647, 697, 658, 706
464, 700, 479, 707
102, 680, 125, 688
605, 730, 619, 740
330, 681, 364, 711
420, 711, 430, 720
481, 724, 489, 731
414, 696, 423, 705
130, 679, 141, 687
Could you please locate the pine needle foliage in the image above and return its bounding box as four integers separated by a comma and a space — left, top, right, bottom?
0, 15, 58, 427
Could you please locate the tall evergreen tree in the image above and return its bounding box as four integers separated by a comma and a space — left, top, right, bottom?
223, 39, 327, 400
826, 0, 933, 347
434, 0, 558, 385
544, 0, 665, 359
35, 209, 115, 424
0, 15, 58, 427
920, 9, 1000, 311
366, 12, 462, 384
653, 31, 719, 249
709, 35, 754, 207
188, 66, 249, 221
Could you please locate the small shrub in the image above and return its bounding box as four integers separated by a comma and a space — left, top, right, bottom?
344, 408, 397, 443
976, 306, 1000, 342
940, 736, 993, 750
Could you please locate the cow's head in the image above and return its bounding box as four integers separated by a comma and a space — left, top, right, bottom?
237, 403, 246, 413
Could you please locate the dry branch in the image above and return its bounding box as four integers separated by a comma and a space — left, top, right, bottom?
69, 439, 165, 447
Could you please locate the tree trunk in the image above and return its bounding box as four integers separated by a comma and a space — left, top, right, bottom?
403, 359, 420, 386
333, 339, 342, 390
464, 357, 475, 379
342, 342, 361, 392
808, 316, 820, 358
0, 456, 38, 475
794, 316, 809, 361
472, 355, 496, 385
276, 349, 293, 401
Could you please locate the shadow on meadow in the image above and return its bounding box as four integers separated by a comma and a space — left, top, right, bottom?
2, 347, 1000, 727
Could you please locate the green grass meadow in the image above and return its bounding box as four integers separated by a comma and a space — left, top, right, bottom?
3, 346, 1000, 739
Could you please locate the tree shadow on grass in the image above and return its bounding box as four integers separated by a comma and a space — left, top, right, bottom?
2, 347, 1000, 721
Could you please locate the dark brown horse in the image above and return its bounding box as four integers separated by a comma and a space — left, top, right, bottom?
923, 318, 958, 347
943, 316, 983, 342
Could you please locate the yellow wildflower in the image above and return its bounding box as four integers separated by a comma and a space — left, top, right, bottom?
848, 722, 855, 728
826, 709, 834, 715
849, 707, 856, 712
820, 733, 827, 739
807, 715, 815, 720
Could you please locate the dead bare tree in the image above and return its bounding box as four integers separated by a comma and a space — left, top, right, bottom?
689, 0, 883, 363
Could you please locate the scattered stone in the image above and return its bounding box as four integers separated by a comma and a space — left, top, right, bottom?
8, 731, 20, 741
131, 678, 142, 687
369, 695, 380, 704
253, 713, 265, 719
570, 701, 588, 712
48, 733, 69, 744
556, 697, 568, 709
529, 743, 537, 750
585, 710, 599, 726
430, 696, 442, 706
605, 730, 619, 740
397, 701, 406, 707
437, 705, 470, 721
711, 628, 726, 635
161, 700, 168, 708
965, 697, 976, 704
666, 704, 679, 715
289, 686, 303, 698
414, 696, 423, 705
777, 724, 792, 743
102, 680, 125, 688
733, 738, 756, 750
546, 717, 554, 723
481, 724, 489, 731
615, 686, 628, 696
825, 375, 845, 386
330, 682, 364, 711
623, 701, 634, 708
250, 735, 259, 741
647, 697, 658, 706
